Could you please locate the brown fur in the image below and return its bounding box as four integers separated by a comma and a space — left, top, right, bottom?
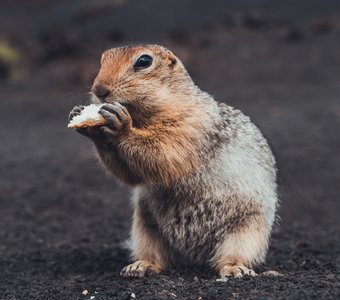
93, 142, 142, 185
91, 45, 213, 186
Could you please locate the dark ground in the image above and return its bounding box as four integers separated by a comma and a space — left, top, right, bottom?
0, 0, 340, 299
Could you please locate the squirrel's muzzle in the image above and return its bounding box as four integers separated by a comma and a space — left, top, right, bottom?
92, 84, 110, 102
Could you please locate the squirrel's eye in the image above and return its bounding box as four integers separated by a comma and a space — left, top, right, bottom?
134, 54, 153, 70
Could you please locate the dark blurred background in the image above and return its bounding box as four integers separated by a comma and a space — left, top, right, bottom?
0, 1, 339, 299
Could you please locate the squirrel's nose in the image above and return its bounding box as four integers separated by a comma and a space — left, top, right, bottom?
92, 84, 110, 101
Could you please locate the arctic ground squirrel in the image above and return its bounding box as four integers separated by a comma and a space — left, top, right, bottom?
69, 44, 278, 278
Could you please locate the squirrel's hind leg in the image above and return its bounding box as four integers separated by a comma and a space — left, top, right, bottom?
120, 203, 168, 278
212, 215, 269, 278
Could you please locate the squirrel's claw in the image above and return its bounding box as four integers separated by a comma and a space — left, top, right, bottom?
68, 105, 84, 122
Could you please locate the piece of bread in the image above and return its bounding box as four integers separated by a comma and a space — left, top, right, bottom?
68, 104, 108, 128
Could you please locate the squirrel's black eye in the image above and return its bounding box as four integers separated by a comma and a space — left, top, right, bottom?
134, 54, 153, 70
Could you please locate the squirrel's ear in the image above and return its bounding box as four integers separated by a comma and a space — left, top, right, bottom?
164, 51, 177, 68
101, 51, 108, 64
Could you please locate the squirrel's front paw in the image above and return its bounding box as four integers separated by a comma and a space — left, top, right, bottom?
69, 105, 93, 137
69, 105, 84, 122
99, 103, 132, 138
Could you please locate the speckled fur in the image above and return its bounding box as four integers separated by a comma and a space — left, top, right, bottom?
80, 45, 278, 277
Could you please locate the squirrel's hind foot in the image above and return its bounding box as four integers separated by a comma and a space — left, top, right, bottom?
219, 264, 257, 278
120, 260, 162, 278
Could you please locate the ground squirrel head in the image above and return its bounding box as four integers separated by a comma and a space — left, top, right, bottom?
91, 45, 194, 109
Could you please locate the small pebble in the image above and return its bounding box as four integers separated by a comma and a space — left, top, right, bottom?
82, 290, 89, 296
261, 270, 283, 277
131, 292, 136, 298
216, 277, 228, 282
